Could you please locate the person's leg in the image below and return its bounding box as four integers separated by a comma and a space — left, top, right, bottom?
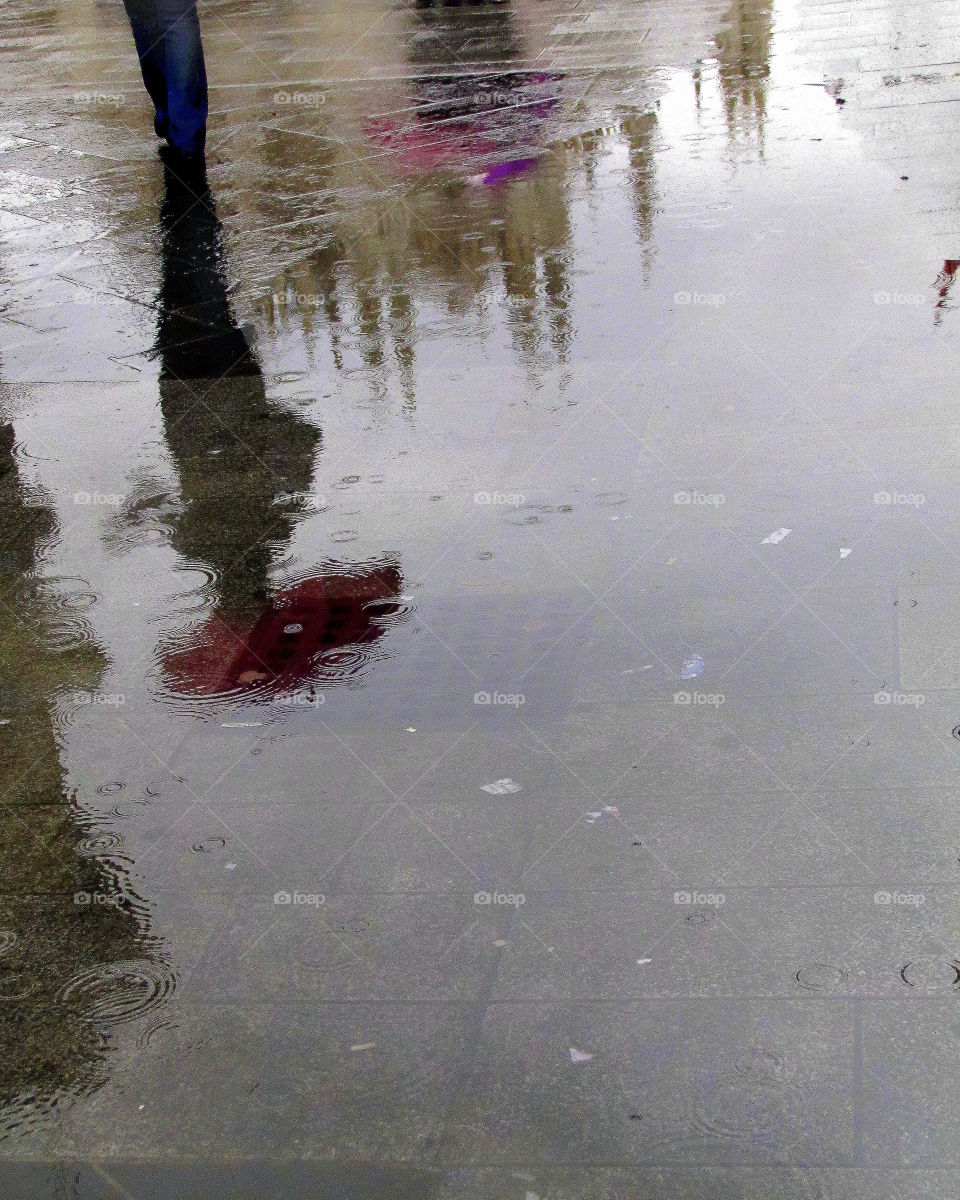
122, 0, 169, 131
122, 0, 207, 155
160, 0, 207, 155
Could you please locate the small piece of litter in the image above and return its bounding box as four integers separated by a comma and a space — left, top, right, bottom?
350, 1042, 376, 1052
493, 939, 508, 947
602, 805, 619, 815
840, 547, 852, 558
762, 527, 792, 545
586, 811, 602, 823
406, 727, 417, 733
0, 719, 9, 726
667, 557, 676, 566
569, 1048, 593, 1063
680, 654, 704, 680
138, 1104, 145, 1111
481, 778, 521, 795
637, 958, 652, 965
221, 721, 263, 728
224, 863, 236, 871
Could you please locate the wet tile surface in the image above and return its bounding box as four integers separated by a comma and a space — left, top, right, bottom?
2, 0, 960, 1195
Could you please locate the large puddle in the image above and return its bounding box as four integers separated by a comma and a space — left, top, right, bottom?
1, 0, 960, 1195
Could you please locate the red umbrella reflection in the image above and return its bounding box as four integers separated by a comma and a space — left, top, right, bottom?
162, 562, 404, 698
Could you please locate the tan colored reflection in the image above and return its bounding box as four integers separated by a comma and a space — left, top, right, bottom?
0, 411, 151, 1130
715, 0, 774, 150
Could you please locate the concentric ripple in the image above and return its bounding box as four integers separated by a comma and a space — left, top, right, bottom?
58, 959, 176, 1025
77, 830, 123, 856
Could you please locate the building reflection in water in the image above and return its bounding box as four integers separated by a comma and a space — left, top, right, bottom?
255, 3, 581, 399
715, 0, 774, 151
0, 406, 155, 1136
151, 157, 406, 702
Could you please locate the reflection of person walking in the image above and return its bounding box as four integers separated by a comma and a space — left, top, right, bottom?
122, 0, 207, 158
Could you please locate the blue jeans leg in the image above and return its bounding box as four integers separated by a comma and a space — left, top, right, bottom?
123, 0, 208, 155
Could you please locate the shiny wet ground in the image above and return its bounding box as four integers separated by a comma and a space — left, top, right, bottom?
2, 0, 960, 1196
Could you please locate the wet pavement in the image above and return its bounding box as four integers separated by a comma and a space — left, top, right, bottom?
1, 0, 960, 1195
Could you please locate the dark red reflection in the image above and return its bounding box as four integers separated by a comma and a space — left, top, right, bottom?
934, 259, 959, 325
162, 563, 403, 697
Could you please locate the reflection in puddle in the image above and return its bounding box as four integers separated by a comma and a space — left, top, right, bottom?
161, 560, 407, 702
147, 154, 407, 707
0, 404, 161, 1139
3, 0, 960, 1179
